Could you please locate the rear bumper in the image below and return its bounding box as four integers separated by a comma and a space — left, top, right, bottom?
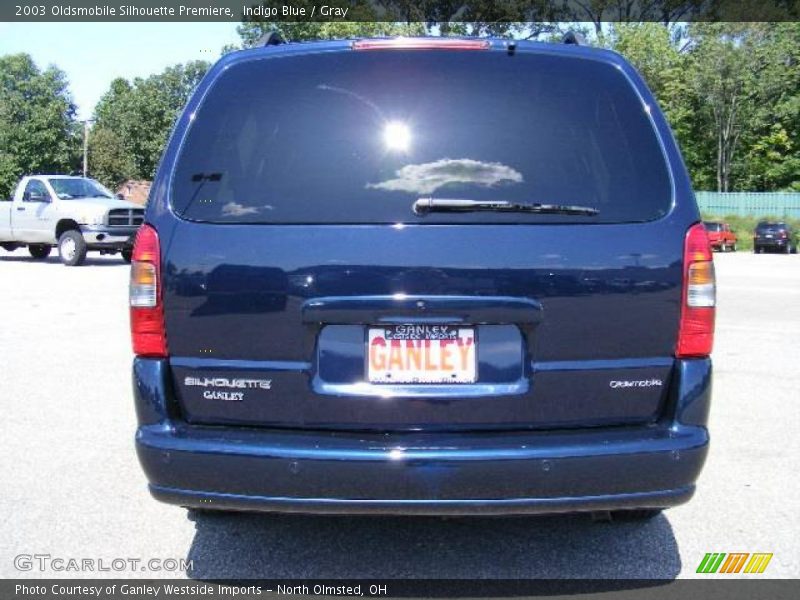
755, 238, 790, 248
138, 425, 704, 515
133, 358, 712, 516
149, 485, 695, 516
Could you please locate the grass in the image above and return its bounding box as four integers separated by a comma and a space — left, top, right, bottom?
700, 213, 800, 251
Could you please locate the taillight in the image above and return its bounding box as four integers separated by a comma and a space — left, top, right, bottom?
352, 38, 491, 51
676, 223, 715, 358
130, 224, 167, 357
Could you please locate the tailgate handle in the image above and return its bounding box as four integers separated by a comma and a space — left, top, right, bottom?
301, 295, 542, 325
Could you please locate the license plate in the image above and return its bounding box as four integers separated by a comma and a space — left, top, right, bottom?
367, 325, 476, 384
765, 234, 774, 238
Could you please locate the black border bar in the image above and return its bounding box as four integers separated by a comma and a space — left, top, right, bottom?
3, 1, 800, 23
4, 579, 800, 599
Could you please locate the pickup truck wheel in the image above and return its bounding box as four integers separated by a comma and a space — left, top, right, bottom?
28, 244, 51, 259
58, 230, 87, 266
121, 248, 133, 263
1, 242, 21, 252
731, 243, 737, 252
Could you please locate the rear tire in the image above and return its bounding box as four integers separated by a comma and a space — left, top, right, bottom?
58, 230, 87, 266
121, 248, 133, 263
28, 244, 51, 259
731, 243, 737, 252
785, 244, 791, 255
611, 508, 663, 521
186, 507, 235, 520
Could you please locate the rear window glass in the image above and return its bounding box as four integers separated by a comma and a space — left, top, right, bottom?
172, 50, 672, 224
703, 222, 722, 231
757, 222, 785, 231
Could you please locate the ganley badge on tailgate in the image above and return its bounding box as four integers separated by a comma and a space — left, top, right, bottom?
184, 377, 272, 402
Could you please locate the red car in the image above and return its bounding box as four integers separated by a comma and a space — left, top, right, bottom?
703, 221, 737, 252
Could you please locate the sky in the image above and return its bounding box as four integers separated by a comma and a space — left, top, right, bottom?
0, 22, 241, 119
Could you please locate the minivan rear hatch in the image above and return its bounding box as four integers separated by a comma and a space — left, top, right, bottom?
160, 44, 687, 432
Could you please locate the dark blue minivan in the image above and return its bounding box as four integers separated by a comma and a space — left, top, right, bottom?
131, 37, 715, 519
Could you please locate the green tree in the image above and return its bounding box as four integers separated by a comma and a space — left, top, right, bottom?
737, 23, 800, 191
91, 61, 210, 186
613, 22, 800, 192
87, 125, 134, 190
687, 23, 763, 192
0, 53, 80, 199
565, 0, 705, 36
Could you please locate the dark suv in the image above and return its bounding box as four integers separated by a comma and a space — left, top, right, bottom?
130, 37, 715, 520
754, 221, 795, 254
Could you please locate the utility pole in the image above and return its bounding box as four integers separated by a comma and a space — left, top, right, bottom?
81, 119, 95, 177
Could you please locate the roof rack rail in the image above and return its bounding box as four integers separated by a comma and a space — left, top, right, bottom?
562, 31, 586, 46
256, 31, 286, 47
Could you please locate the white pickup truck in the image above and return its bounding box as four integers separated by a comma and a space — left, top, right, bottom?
0, 175, 144, 266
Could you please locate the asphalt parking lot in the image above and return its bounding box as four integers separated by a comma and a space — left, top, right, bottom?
0, 249, 798, 580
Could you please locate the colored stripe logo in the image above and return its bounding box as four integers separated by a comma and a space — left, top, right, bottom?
697, 553, 773, 574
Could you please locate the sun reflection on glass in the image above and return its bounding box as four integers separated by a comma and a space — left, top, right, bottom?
383, 121, 411, 152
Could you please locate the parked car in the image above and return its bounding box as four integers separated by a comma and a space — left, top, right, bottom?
753, 221, 795, 254
131, 37, 714, 521
0, 175, 143, 265
703, 221, 737, 252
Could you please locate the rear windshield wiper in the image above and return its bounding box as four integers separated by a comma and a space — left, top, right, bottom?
412, 197, 599, 217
